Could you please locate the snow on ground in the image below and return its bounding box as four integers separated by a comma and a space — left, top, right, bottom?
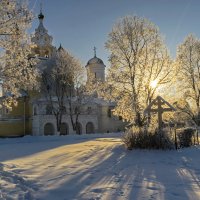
0, 133, 200, 200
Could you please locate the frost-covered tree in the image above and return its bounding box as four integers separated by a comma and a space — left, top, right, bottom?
175, 34, 200, 125
42, 48, 87, 134
0, 0, 39, 103
105, 16, 173, 127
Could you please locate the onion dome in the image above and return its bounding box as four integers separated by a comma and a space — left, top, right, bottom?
38, 12, 44, 20
87, 57, 104, 65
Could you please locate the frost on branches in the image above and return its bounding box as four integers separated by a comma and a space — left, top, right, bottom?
42, 48, 87, 134
175, 34, 200, 126
0, 0, 39, 104
105, 16, 173, 127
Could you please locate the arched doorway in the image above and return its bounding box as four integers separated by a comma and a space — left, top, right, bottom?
44, 123, 54, 135
86, 122, 94, 134
60, 123, 69, 135
76, 122, 82, 135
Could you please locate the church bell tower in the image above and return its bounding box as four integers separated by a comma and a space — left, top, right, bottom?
85, 47, 106, 83
31, 6, 55, 58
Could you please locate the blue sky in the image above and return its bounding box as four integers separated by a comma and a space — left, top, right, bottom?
29, 0, 197, 66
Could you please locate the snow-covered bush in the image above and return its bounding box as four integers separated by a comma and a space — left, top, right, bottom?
123, 126, 174, 150
177, 128, 196, 148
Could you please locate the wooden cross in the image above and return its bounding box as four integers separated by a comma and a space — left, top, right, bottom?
144, 96, 176, 130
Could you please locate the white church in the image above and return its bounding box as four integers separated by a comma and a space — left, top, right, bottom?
30, 11, 126, 136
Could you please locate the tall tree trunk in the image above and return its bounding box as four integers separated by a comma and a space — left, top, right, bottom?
56, 113, 63, 135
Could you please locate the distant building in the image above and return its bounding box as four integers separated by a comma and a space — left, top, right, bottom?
0, 11, 126, 136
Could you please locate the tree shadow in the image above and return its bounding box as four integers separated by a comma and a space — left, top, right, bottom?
35, 146, 200, 200
2, 136, 200, 200
126, 148, 200, 200
0, 133, 121, 162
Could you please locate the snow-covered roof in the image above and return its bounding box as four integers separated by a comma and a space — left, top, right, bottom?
93, 98, 116, 106
32, 96, 116, 107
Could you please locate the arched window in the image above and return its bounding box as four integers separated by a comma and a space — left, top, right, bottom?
44, 123, 54, 135
119, 116, 122, 120
5, 108, 10, 114
107, 108, 112, 118
33, 107, 37, 115
46, 105, 53, 115
107, 106, 114, 118
86, 122, 94, 134
45, 50, 49, 58
61, 106, 67, 114
87, 106, 92, 114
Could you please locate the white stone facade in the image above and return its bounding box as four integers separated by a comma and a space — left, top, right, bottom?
32, 114, 98, 136
32, 99, 126, 135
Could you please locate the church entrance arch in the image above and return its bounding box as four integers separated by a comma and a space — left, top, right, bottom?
60, 123, 69, 135
86, 122, 94, 134
44, 123, 54, 135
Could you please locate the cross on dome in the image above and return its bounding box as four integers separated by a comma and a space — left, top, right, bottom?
38, 1, 44, 20
86, 46, 105, 66
93, 46, 97, 57
40, 1, 43, 13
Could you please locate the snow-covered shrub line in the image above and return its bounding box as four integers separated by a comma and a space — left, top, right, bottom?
177, 127, 198, 148
122, 127, 174, 150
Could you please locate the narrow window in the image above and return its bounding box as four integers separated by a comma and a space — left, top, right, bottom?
107, 108, 112, 118
34, 107, 37, 115
46, 105, 53, 115
87, 106, 92, 114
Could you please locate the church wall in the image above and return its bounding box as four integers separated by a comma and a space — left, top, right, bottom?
6, 98, 30, 117
0, 97, 32, 137
32, 114, 98, 135
87, 64, 105, 81
0, 120, 24, 137
97, 105, 126, 133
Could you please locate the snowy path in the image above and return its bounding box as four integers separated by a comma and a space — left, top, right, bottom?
0, 134, 200, 200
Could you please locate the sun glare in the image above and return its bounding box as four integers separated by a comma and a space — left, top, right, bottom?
150, 80, 158, 88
